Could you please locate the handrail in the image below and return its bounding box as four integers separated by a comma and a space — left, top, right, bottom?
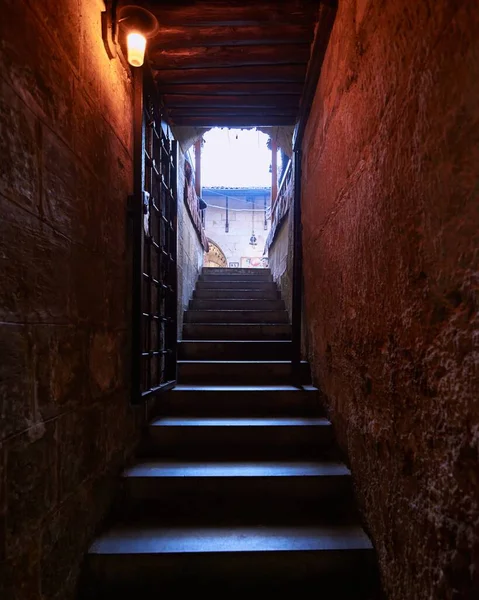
271, 158, 292, 213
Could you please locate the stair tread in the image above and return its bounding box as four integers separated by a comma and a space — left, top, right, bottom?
178, 340, 291, 343
171, 384, 318, 391
188, 309, 282, 312
177, 360, 308, 365
184, 322, 290, 325
89, 524, 372, 555
124, 460, 349, 478
151, 417, 329, 427
196, 290, 278, 292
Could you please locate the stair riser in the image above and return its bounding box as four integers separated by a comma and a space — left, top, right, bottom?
194, 289, 280, 300
148, 425, 334, 459
200, 274, 273, 282
203, 268, 271, 276
124, 476, 352, 506
120, 480, 355, 525
86, 552, 376, 594
158, 389, 322, 417
196, 281, 277, 291
183, 324, 291, 340
178, 363, 310, 385
189, 299, 285, 311
178, 341, 292, 361
184, 310, 289, 324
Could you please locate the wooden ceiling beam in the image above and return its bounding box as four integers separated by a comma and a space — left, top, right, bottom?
157, 83, 304, 96
163, 94, 300, 108
149, 44, 310, 70
167, 107, 298, 117
152, 25, 314, 49
138, 1, 319, 27
154, 65, 307, 84
171, 116, 297, 127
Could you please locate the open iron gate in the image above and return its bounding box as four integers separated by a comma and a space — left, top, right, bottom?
131, 68, 178, 404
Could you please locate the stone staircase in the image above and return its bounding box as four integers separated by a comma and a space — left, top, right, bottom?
84, 267, 378, 597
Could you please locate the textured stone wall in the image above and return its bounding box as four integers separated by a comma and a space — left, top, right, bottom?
302, 1, 479, 598
0, 1, 149, 598
177, 149, 204, 336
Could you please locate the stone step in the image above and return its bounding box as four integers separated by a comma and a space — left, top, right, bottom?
184, 309, 289, 324
121, 460, 354, 520
87, 524, 376, 596
183, 323, 291, 340
158, 384, 322, 417
200, 273, 273, 282
196, 281, 277, 291
178, 340, 292, 360
177, 360, 310, 385
189, 298, 285, 311
202, 267, 271, 276
146, 417, 334, 460
193, 288, 280, 300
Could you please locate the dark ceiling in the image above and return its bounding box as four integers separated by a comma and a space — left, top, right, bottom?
125, 1, 324, 127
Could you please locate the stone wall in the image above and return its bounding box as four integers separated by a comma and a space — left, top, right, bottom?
177, 149, 204, 336
302, 1, 479, 598
0, 1, 150, 598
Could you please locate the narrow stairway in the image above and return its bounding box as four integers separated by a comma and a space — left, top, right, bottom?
85, 267, 378, 597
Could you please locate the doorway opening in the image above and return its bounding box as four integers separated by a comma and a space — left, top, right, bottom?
198, 128, 282, 268
204, 239, 228, 268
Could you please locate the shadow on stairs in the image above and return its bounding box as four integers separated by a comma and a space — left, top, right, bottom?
82, 267, 380, 598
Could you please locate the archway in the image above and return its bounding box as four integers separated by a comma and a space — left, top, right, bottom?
204, 238, 227, 268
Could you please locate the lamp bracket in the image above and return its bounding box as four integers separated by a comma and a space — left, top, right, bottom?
102, 0, 118, 59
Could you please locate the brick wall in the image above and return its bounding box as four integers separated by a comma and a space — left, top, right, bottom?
0, 1, 149, 597
302, 1, 479, 598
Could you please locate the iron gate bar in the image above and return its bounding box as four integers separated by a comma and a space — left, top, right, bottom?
131, 66, 178, 404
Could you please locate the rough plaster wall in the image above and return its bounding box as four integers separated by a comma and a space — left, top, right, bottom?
0, 1, 150, 598
177, 149, 204, 337
268, 214, 293, 318
302, 1, 479, 598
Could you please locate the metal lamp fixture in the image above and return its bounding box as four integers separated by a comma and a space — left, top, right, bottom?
126, 31, 147, 67
102, 2, 158, 68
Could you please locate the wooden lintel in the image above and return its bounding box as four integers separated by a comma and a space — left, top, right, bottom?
171, 116, 297, 127
151, 25, 314, 50
154, 65, 307, 85
149, 44, 310, 71
141, 1, 318, 27
167, 108, 298, 118
163, 94, 300, 108
157, 83, 304, 96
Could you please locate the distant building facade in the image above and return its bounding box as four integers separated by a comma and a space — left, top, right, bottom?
202, 187, 271, 268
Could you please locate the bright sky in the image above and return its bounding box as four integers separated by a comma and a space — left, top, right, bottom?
201, 128, 272, 188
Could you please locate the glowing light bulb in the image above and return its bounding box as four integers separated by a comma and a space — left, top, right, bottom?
127, 32, 146, 67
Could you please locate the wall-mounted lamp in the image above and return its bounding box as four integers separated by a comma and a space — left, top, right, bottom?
126, 32, 147, 67
102, 2, 158, 68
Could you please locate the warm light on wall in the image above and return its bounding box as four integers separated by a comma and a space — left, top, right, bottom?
126, 32, 147, 67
